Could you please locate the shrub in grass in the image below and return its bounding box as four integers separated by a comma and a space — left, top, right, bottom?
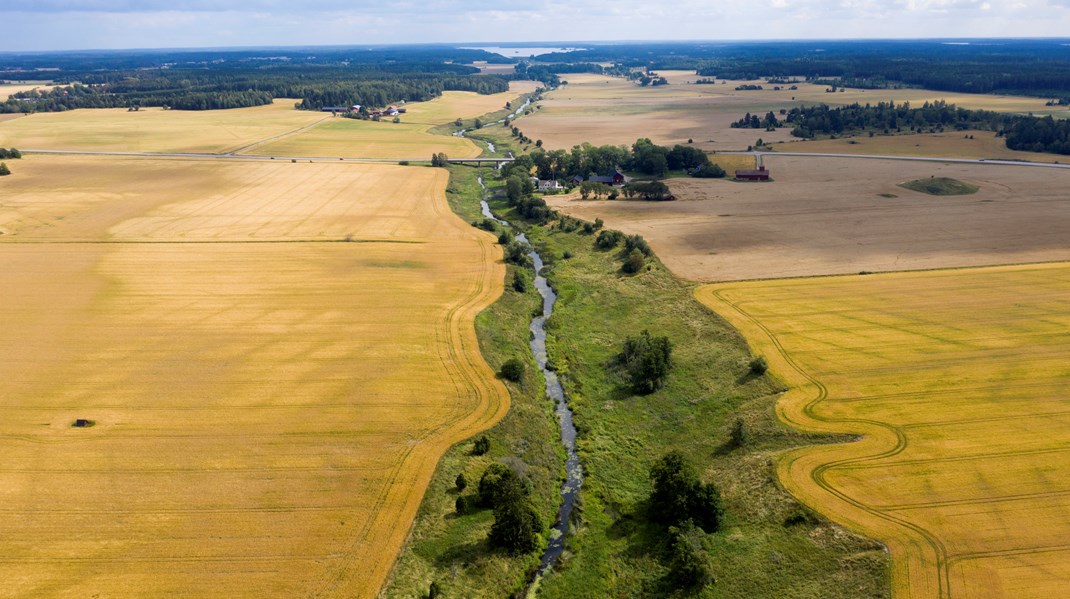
650, 450, 722, 532
512, 271, 528, 293
472, 435, 490, 456
749, 356, 768, 375
729, 418, 746, 448
622, 249, 645, 274
500, 357, 525, 382
595, 229, 624, 250
667, 521, 714, 588
619, 330, 673, 394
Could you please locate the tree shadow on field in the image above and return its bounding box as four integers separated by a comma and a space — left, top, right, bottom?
432, 538, 489, 570
605, 499, 666, 561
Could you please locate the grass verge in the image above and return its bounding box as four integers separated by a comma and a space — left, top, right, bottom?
483, 187, 890, 598
381, 164, 564, 598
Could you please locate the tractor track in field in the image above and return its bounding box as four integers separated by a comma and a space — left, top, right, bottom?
698, 285, 953, 599
310, 183, 508, 599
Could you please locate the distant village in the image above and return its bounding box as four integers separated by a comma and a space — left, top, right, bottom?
320, 103, 407, 118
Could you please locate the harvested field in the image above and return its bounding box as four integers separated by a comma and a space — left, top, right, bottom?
0, 99, 326, 154
401, 81, 537, 124
773, 130, 1064, 163
241, 119, 480, 159
546, 155, 1070, 281
696, 263, 1070, 598
519, 72, 1065, 152
1, 81, 56, 99
468, 62, 518, 76
246, 82, 537, 159
708, 153, 757, 174
0, 155, 507, 598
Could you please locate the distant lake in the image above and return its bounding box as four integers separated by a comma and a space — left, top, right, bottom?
462, 46, 585, 58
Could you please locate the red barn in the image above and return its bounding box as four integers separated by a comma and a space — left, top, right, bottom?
735, 165, 771, 181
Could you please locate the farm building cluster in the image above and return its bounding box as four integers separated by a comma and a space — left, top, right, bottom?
320, 103, 407, 118
526, 169, 628, 193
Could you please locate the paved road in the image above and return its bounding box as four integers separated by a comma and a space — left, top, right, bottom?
22, 148, 1070, 170
723, 150, 1070, 170
20, 149, 423, 163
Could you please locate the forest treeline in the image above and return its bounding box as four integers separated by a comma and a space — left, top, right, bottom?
734, 100, 1070, 155
532, 40, 1070, 99
1, 66, 511, 113
503, 138, 718, 182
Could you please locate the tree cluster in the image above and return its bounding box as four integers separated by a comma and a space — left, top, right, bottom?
781, 100, 1006, 138
1, 66, 510, 114
618, 330, 673, 394
1005, 115, 1070, 155
649, 451, 722, 532
503, 174, 552, 224
0, 148, 23, 159
477, 464, 542, 555
769, 100, 1070, 155
501, 138, 714, 182
692, 40, 1070, 99
730, 111, 782, 130
621, 180, 671, 201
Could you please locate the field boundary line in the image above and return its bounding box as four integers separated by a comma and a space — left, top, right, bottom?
694, 285, 951, 599
227, 114, 333, 155
725, 150, 1070, 170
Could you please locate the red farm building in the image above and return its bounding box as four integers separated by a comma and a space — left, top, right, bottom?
735, 165, 771, 181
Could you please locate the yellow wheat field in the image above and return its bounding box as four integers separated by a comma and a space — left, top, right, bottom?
245, 82, 537, 159
773, 130, 1064, 163
697, 263, 1070, 598
400, 81, 538, 125
0, 99, 327, 154
0, 154, 507, 598
240, 118, 481, 159
520, 72, 1066, 153
1, 81, 57, 99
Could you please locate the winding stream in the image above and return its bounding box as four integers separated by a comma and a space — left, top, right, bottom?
454, 97, 534, 153
477, 176, 583, 588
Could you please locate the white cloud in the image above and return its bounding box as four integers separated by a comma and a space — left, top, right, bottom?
1, 0, 1069, 51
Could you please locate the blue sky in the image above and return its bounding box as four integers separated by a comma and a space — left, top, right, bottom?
3, 0, 1070, 51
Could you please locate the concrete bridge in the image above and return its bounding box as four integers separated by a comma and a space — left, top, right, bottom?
446, 157, 515, 166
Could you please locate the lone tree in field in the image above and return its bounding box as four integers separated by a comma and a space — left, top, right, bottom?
649, 450, 723, 532
472, 435, 490, 456
618, 330, 673, 394
729, 418, 746, 449
0, 162, 10, 176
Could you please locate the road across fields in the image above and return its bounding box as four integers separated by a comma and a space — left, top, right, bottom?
24, 147, 1070, 170
724, 150, 1070, 169
20, 148, 514, 166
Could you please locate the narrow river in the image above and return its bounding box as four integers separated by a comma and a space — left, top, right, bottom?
477, 176, 583, 590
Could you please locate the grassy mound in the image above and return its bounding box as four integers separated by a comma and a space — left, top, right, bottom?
899, 177, 979, 196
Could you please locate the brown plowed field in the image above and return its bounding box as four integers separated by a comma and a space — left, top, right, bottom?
546, 155, 1070, 282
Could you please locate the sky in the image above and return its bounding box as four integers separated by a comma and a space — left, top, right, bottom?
3, 0, 1070, 52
